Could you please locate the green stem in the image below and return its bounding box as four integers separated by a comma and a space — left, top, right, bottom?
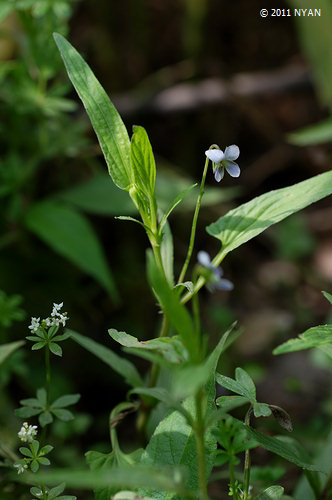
195, 390, 209, 500
45, 346, 51, 407
177, 156, 209, 286
243, 409, 252, 500
229, 461, 239, 500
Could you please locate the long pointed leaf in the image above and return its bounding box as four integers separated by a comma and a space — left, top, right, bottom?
54, 33, 132, 190
206, 171, 332, 261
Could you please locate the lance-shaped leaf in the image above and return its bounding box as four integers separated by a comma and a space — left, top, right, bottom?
131, 126, 156, 196
54, 33, 132, 190
25, 201, 118, 301
146, 250, 198, 361
273, 325, 332, 357
68, 330, 143, 388
206, 171, 332, 261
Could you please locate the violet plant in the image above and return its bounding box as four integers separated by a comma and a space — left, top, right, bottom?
2, 32, 332, 499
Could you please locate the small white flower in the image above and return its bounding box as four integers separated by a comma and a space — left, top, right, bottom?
51, 302, 64, 317
28, 317, 40, 333
18, 422, 38, 442
205, 145, 240, 182
14, 462, 28, 474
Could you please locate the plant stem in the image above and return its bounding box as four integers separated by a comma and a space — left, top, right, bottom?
177, 156, 209, 286
243, 409, 251, 500
45, 346, 51, 406
229, 461, 239, 500
195, 390, 209, 500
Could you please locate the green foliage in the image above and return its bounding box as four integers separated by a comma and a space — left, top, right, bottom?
25, 201, 118, 301
273, 325, 332, 357
206, 171, 332, 262
69, 329, 143, 387
0, 340, 25, 365
19, 438, 53, 472
26, 323, 70, 357
16, 388, 80, 427
53, 33, 132, 191
30, 482, 76, 500
0, 290, 25, 328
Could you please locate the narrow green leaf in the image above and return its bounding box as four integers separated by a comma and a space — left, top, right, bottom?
23, 467, 189, 495
31, 460, 40, 472
0, 340, 25, 364
31, 342, 46, 351
131, 125, 156, 195
243, 424, 322, 471
25, 201, 118, 301
160, 218, 174, 285
158, 183, 197, 232
288, 0, 332, 108
54, 33, 132, 190
273, 325, 332, 355
68, 329, 143, 388
206, 171, 332, 260
288, 116, 332, 146
146, 250, 197, 361
322, 291, 332, 305
51, 394, 81, 408
115, 215, 148, 230
19, 397, 41, 408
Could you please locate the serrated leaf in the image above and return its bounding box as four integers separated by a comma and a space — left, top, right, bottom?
51, 394, 81, 408
25, 201, 118, 301
54, 33, 132, 190
0, 340, 25, 364
68, 330, 143, 388
273, 325, 332, 356
131, 125, 156, 195
206, 171, 332, 261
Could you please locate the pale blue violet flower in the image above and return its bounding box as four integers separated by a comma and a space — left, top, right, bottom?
197, 251, 234, 291
205, 145, 240, 182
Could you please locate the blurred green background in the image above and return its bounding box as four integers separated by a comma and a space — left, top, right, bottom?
0, 0, 331, 498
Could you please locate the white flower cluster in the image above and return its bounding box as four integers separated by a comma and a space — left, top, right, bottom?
28, 302, 68, 333
14, 462, 28, 474
18, 422, 38, 442
44, 302, 68, 327
28, 317, 40, 333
